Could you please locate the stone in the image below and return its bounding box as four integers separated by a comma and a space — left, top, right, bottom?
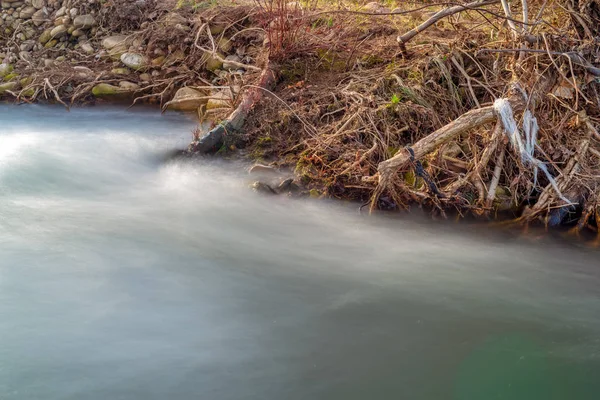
223, 54, 241, 71
43, 58, 54, 67
69, 7, 77, 18
19, 40, 34, 51
91, 83, 131, 97
19, 51, 32, 62
79, 42, 93, 54
163, 12, 187, 26
0, 63, 14, 78
102, 36, 129, 50
31, 8, 46, 26
19, 6, 36, 19
166, 87, 208, 111
362, 2, 389, 13
110, 67, 129, 75
249, 164, 280, 176
120, 52, 147, 70
150, 56, 165, 66
206, 90, 230, 110
73, 14, 95, 29
251, 181, 277, 195
139, 73, 151, 81
119, 81, 139, 91
55, 5, 64, 17
71, 28, 84, 37
217, 37, 232, 53
44, 39, 57, 48
204, 52, 223, 72
38, 28, 51, 44
0, 81, 17, 95
50, 24, 66, 38
31, 0, 44, 9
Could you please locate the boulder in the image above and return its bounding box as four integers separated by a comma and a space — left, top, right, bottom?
120, 52, 147, 70
73, 14, 95, 29
165, 87, 208, 111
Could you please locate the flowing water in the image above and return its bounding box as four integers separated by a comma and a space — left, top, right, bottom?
1, 105, 600, 400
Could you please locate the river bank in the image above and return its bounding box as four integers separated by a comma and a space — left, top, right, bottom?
2, 0, 600, 236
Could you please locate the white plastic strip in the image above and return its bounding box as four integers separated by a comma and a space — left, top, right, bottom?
493, 98, 571, 205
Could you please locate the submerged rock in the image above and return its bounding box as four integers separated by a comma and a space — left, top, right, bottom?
251, 181, 277, 195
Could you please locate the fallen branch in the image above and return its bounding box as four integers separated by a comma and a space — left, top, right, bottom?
188, 61, 277, 154
397, 0, 500, 55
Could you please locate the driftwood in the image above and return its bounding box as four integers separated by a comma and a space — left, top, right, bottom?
188, 62, 277, 154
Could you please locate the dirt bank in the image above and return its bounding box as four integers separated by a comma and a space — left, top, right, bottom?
2, 0, 600, 239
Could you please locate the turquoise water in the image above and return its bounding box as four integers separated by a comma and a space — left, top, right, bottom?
1, 106, 599, 399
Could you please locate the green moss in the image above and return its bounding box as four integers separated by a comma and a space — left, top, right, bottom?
3, 73, 18, 81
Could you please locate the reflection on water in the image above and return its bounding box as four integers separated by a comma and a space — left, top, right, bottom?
1, 105, 599, 400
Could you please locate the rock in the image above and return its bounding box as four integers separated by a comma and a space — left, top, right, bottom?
73, 14, 95, 29
91, 83, 131, 97
205, 52, 223, 72
50, 24, 66, 38
139, 73, 151, 81
166, 87, 208, 111
39, 28, 51, 43
31, 8, 46, 26
69, 7, 77, 18
71, 28, 84, 37
209, 23, 225, 35
0, 63, 13, 78
55, 5, 65, 17
19, 51, 32, 62
79, 42, 93, 54
217, 37, 232, 53
44, 39, 57, 48
206, 91, 230, 110
163, 12, 187, 26
110, 67, 129, 75
223, 55, 242, 71
43, 58, 55, 67
31, 0, 44, 9
251, 181, 277, 195
119, 81, 139, 91
120, 52, 147, 70
0, 81, 17, 95
20, 40, 34, 51
101, 35, 129, 50
19, 6, 36, 19
150, 55, 165, 66
249, 164, 280, 176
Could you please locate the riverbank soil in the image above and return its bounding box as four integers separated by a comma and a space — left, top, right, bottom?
1, 0, 600, 235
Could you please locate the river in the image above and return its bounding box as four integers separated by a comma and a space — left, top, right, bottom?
1, 105, 599, 399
